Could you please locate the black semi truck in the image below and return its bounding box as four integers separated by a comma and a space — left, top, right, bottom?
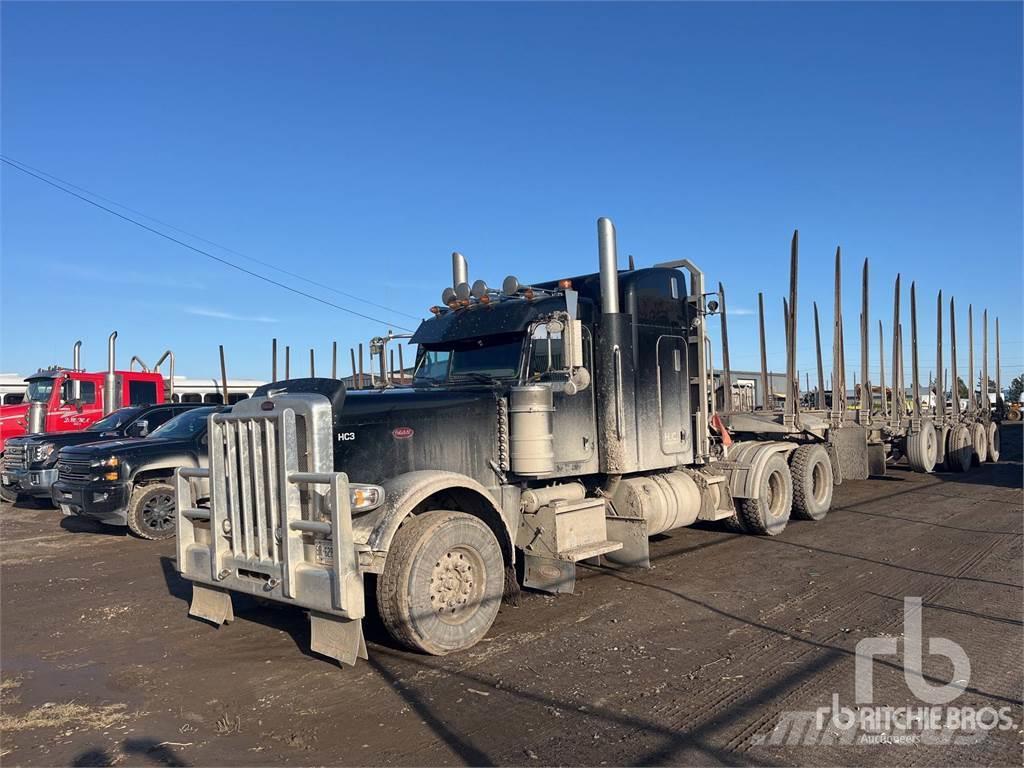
174, 218, 880, 666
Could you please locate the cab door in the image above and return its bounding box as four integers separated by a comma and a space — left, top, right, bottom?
51, 376, 100, 431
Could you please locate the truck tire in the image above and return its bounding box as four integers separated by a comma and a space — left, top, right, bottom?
905, 420, 937, 473
941, 424, 972, 472
970, 422, 987, 466
985, 421, 1000, 463
377, 510, 504, 656
0, 485, 19, 504
737, 454, 792, 536
126, 482, 177, 541
790, 444, 834, 521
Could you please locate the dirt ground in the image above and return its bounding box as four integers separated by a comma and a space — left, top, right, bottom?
2, 425, 1021, 767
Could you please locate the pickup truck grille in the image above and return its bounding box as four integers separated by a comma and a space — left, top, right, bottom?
57, 457, 93, 483
4, 445, 27, 470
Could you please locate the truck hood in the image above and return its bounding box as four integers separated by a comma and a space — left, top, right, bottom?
0, 403, 30, 452
15, 429, 122, 450
331, 386, 502, 486
60, 436, 194, 462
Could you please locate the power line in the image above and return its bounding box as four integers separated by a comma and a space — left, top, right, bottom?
1, 155, 418, 330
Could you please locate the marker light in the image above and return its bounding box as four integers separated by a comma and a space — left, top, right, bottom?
350, 484, 384, 512
524, 288, 535, 301
559, 279, 573, 289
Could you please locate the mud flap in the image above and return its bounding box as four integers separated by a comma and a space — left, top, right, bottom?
867, 443, 887, 477
189, 584, 235, 626
523, 554, 576, 594
601, 516, 650, 569
829, 424, 869, 481
309, 611, 368, 667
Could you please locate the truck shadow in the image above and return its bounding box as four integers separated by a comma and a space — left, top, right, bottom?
59, 515, 126, 536
72, 738, 187, 767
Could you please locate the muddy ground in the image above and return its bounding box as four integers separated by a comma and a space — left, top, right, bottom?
1, 425, 1021, 767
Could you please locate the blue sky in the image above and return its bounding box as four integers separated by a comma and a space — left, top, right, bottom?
2, 1, 1021, 387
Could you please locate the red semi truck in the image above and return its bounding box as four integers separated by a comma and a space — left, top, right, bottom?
0, 333, 167, 455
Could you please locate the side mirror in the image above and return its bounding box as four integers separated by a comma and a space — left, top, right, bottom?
128, 420, 149, 438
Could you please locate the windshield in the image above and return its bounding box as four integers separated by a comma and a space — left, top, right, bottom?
25, 379, 55, 403
150, 407, 217, 439
414, 336, 523, 385
87, 407, 143, 432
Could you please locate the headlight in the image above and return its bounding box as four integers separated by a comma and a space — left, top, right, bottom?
349, 484, 384, 512
35, 443, 55, 462
90, 456, 121, 479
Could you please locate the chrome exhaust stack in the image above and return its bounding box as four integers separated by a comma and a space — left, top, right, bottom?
452, 251, 469, 290
103, 331, 118, 415
597, 217, 619, 314
72, 340, 82, 401
154, 350, 175, 401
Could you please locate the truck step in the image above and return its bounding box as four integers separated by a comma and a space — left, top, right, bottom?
554, 540, 623, 562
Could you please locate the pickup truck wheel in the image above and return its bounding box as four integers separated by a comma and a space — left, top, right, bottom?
377, 510, 504, 656
790, 444, 833, 521
127, 482, 177, 541
738, 454, 792, 536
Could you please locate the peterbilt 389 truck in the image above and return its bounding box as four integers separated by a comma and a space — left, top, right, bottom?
175, 217, 898, 666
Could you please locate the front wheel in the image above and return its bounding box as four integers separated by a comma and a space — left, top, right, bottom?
126, 482, 177, 540
0, 484, 19, 504
377, 511, 504, 656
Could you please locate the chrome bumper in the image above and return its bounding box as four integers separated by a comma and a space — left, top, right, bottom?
175, 393, 366, 665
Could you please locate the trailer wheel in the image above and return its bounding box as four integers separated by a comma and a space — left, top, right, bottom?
969, 422, 987, 466
942, 424, 972, 472
790, 445, 833, 521
738, 454, 792, 536
905, 420, 937, 473
126, 482, 177, 540
377, 511, 504, 656
985, 422, 1000, 463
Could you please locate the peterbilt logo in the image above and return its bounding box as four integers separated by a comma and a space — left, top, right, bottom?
392, 427, 414, 439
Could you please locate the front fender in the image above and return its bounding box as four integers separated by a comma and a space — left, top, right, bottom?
356, 470, 513, 560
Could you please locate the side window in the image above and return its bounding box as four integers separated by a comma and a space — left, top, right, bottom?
129, 380, 158, 405
227, 393, 248, 404
62, 380, 96, 404
142, 409, 176, 430
204, 393, 224, 404
529, 325, 591, 379
181, 393, 202, 403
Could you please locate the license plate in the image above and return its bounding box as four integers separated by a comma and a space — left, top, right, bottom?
314, 540, 334, 566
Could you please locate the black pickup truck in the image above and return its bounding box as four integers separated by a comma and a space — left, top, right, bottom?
1, 403, 201, 505
52, 405, 225, 540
